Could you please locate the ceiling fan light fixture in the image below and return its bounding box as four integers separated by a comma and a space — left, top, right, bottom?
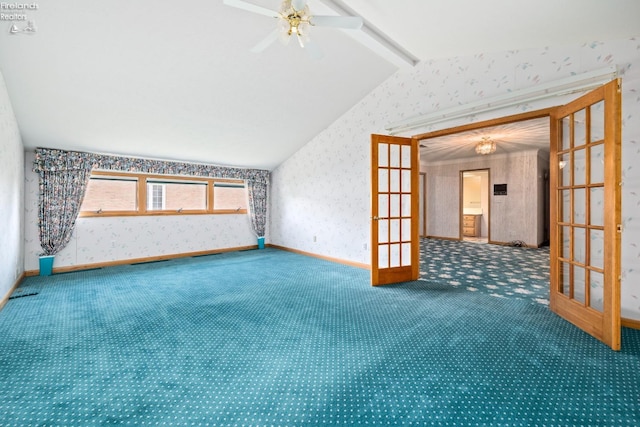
277, 19, 292, 44
224, 0, 363, 58
298, 21, 310, 35
475, 137, 496, 155
277, 1, 312, 46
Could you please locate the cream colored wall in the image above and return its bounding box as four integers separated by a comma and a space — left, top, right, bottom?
425, 150, 544, 246
462, 176, 481, 209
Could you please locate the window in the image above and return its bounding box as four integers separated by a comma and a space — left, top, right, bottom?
79, 171, 247, 217
147, 183, 165, 210
80, 176, 138, 213
147, 180, 207, 211
214, 182, 247, 211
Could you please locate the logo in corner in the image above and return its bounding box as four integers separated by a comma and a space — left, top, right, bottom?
2, 2, 39, 35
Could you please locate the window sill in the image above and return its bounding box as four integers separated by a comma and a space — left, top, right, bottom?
79, 210, 248, 218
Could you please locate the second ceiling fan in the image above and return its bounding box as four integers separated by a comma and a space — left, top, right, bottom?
223, 0, 364, 59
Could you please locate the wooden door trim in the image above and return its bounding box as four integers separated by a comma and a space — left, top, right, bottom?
415, 108, 556, 141
458, 170, 464, 240
419, 172, 427, 238
411, 136, 420, 280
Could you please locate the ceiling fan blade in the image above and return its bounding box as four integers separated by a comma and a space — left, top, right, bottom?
305, 40, 324, 61
250, 29, 280, 53
223, 0, 279, 18
292, 0, 307, 11
310, 15, 363, 30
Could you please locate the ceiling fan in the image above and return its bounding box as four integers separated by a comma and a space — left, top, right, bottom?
223, 0, 364, 59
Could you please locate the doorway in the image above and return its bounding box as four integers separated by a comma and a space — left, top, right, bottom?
410, 81, 622, 349
461, 169, 489, 243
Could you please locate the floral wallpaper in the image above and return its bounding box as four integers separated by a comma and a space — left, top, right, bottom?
269, 37, 640, 320
0, 70, 24, 301
23, 151, 259, 272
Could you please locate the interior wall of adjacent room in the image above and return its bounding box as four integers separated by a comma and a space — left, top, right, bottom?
23, 151, 258, 272
426, 151, 541, 245
0, 70, 24, 300
269, 37, 640, 320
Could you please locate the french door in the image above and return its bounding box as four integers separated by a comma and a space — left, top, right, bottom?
549, 79, 622, 350
370, 134, 419, 286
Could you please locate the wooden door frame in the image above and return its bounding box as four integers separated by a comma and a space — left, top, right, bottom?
419, 172, 427, 237
460, 168, 491, 241
414, 109, 556, 141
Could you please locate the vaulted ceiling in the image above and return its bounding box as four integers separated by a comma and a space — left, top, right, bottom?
0, 0, 638, 170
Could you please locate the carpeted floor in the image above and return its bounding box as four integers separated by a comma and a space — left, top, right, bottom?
419, 238, 550, 306
0, 242, 638, 426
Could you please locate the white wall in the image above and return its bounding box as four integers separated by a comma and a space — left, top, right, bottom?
23, 151, 258, 271
269, 37, 640, 320
0, 70, 24, 299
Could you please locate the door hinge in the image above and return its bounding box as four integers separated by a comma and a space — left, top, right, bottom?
617, 224, 623, 233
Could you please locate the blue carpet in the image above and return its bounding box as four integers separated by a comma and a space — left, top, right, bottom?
420, 238, 550, 306
0, 245, 639, 426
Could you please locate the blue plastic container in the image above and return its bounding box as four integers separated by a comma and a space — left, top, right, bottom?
257, 237, 265, 249
39, 255, 55, 276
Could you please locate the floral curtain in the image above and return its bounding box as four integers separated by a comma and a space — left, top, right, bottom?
33, 148, 271, 254
33, 150, 94, 256
247, 180, 268, 238
34, 148, 269, 184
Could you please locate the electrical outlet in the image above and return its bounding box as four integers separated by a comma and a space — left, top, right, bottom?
363, 243, 367, 250
313, 235, 317, 243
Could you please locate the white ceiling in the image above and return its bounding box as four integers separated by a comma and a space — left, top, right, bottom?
0, 1, 638, 170
419, 117, 550, 163
342, 0, 640, 61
